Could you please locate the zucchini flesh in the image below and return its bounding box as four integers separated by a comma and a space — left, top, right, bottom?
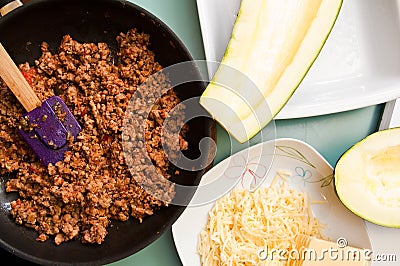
200, 0, 343, 143
335, 128, 400, 228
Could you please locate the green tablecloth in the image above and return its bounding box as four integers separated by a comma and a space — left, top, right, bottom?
109, 0, 383, 265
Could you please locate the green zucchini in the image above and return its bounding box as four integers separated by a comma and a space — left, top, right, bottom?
200, 0, 343, 143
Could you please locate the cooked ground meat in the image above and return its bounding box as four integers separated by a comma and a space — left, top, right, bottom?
0, 29, 188, 245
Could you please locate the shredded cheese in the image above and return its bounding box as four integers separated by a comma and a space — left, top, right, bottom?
197, 173, 326, 266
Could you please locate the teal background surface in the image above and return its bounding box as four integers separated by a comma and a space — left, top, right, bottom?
108, 0, 383, 265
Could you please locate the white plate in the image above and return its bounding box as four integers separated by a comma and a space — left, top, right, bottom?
172, 138, 374, 266
196, 0, 400, 119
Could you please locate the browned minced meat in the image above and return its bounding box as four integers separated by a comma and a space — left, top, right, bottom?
0, 29, 188, 245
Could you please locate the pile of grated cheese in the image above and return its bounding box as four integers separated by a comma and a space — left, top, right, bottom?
197, 178, 326, 266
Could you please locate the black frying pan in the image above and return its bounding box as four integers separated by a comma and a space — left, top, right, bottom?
0, 0, 216, 264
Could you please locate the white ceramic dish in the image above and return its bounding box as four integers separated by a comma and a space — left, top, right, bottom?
196, 0, 400, 119
172, 138, 375, 265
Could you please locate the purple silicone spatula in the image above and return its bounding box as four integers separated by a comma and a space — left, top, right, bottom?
0, 43, 81, 166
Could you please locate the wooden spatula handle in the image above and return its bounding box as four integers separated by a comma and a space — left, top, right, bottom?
0, 43, 41, 112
